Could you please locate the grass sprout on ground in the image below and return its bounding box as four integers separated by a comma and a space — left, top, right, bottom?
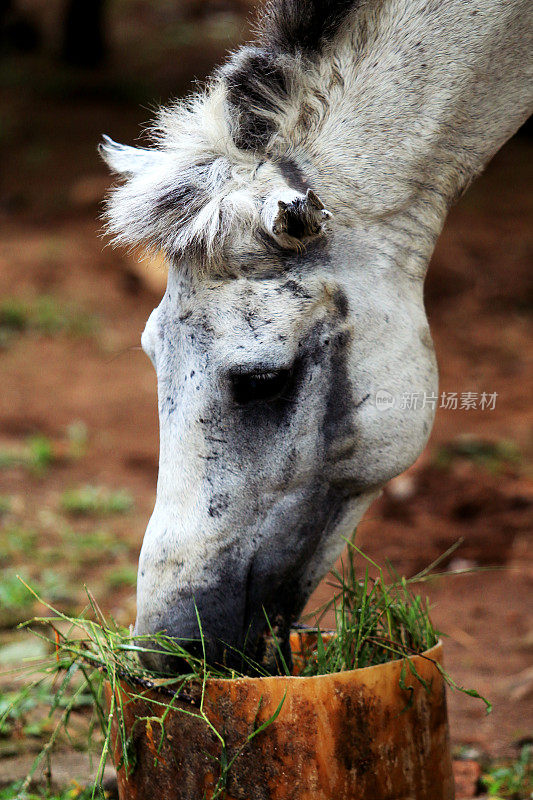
0, 782, 99, 800
0, 569, 79, 628
103, 565, 137, 589
0, 424, 89, 478
0, 436, 54, 477
0, 572, 36, 618
0, 496, 12, 516
0, 297, 96, 347
2, 543, 491, 798
58, 528, 130, 566
482, 745, 532, 799
434, 435, 522, 474
60, 487, 133, 517
0, 527, 37, 563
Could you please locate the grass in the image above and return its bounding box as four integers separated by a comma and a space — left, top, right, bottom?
297, 542, 440, 676
26, 436, 54, 476
1, 543, 491, 799
0, 495, 12, 515
0, 527, 37, 563
58, 528, 130, 566
434, 436, 522, 474
482, 745, 532, 799
0, 571, 36, 616
1, 588, 254, 798
0, 569, 79, 627
0, 783, 100, 800
0, 296, 96, 347
0, 435, 54, 477
0, 685, 57, 738
104, 565, 137, 589
0, 570, 38, 629
279, 540, 490, 711
0, 425, 89, 478
60, 487, 133, 517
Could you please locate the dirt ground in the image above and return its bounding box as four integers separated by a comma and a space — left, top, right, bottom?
0, 6, 531, 787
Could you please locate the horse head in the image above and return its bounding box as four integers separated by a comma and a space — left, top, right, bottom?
101, 0, 532, 672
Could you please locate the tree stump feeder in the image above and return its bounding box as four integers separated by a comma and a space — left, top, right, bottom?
108, 639, 454, 800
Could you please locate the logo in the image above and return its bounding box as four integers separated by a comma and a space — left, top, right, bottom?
375, 389, 395, 410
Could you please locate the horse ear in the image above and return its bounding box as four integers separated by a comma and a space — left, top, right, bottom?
262, 188, 332, 250
99, 135, 166, 177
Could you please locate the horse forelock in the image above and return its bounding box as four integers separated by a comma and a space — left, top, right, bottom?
102, 2, 366, 274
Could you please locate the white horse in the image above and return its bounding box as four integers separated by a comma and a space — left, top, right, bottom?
101, 0, 533, 673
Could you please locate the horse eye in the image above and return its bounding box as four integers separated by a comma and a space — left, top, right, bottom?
231, 369, 293, 405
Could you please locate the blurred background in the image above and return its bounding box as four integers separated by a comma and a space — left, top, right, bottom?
0, 0, 531, 789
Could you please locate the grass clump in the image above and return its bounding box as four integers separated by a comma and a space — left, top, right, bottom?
434, 435, 521, 474
0, 527, 37, 563
0, 569, 78, 627
298, 542, 439, 676
0, 684, 57, 738
0, 495, 12, 516
287, 540, 490, 711
58, 528, 129, 566
0, 425, 89, 477
26, 436, 54, 475
0, 296, 96, 347
0, 782, 99, 800
482, 745, 532, 799
0, 571, 35, 617
60, 487, 133, 517
0, 435, 54, 476
104, 565, 137, 590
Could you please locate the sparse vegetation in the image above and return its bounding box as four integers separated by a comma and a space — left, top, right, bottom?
104, 564, 137, 589
0, 782, 99, 800
0, 424, 89, 478
60, 487, 133, 517
0, 571, 35, 617
0, 569, 79, 628
0, 685, 56, 738
0, 435, 54, 477
482, 745, 532, 799
0, 526, 38, 563
0, 299, 28, 332
59, 528, 130, 566
0, 495, 12, 516
434, 436, 522, 474
27, 436, 54, 476
0, 297, 97, 347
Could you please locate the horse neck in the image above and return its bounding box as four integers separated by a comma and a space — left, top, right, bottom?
268, 0, 532, 260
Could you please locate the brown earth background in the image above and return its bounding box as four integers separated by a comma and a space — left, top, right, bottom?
0, 0, 531, 789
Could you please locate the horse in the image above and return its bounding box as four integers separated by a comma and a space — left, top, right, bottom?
101, 0, 533, 673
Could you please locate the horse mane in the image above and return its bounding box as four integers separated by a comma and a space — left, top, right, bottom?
102, 1, 363, 271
